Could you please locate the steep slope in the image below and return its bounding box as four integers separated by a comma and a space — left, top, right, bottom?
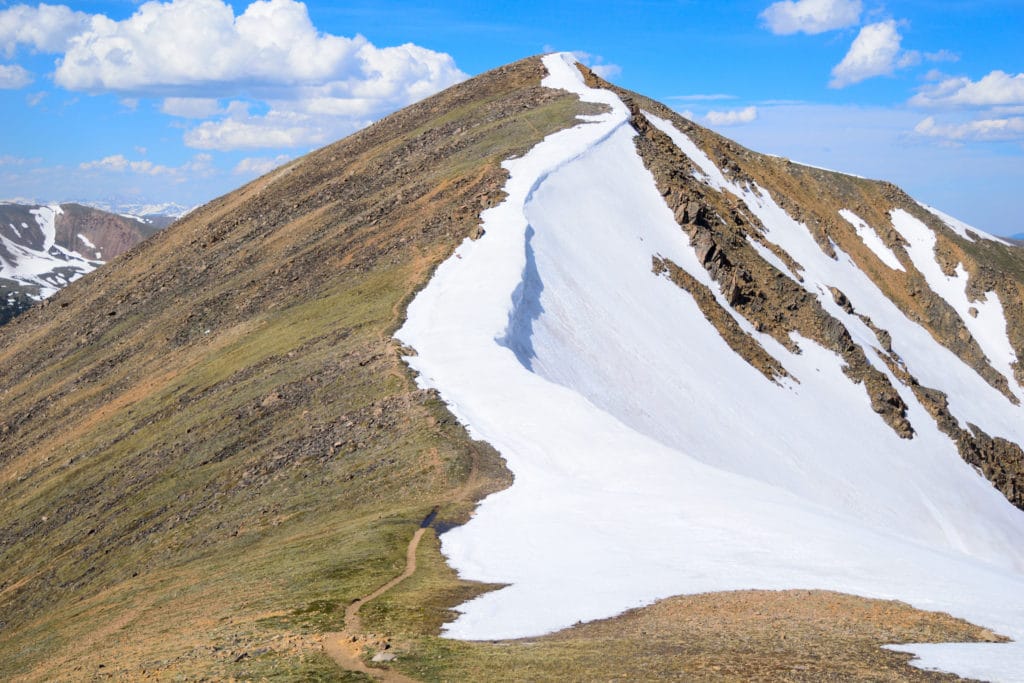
2, 53, 1023, 683
0, 58, 584, 680
398, 54, 1024, 681
0, 202, 159, 324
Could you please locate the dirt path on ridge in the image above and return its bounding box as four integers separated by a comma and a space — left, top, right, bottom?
323, 510, 437, 682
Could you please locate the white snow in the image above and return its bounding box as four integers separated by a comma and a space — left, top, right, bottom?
923, 203, 1012, 245
77, 233, 103, 259
891, 208, 1021, 400
30, 204, 61, 252
747, 235, 801, 281
397, 53, 1024, 681
0, 205, 98, 299
838, 209, 905, 271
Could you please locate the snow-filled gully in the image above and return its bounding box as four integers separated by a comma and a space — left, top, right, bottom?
396, 53, 1024, 681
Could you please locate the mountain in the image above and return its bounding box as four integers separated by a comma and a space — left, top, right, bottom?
73, 199, 192, 227
1, 54, 1023, 681
0, 202, 163, 325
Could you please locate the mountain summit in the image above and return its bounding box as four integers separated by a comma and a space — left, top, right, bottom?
2, 54, 1023, 681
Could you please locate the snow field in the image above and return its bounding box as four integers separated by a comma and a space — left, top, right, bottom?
398, 53, 1024, 681
890, 208, 1021, 402
0, 204, 99, 299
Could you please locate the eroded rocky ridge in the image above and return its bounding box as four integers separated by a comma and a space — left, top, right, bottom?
574, 67, 1024, 509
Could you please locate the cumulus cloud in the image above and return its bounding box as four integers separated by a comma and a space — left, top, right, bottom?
705, 106, 759, 126
760, 0, 861, 35
0, 3, 92, 58
830, 20, 913, 88
183, 102, 342, 150
233, 154, 291, 176
52, 0, 465, 104
914, 115, 1024, 142
161, 97, 223, 119
2, 0, 466, 150
79, 152, 213, 179
0, 63, 32, 88
911, 71, 1024, 108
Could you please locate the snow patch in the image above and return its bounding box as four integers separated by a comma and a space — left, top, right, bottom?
839, 209, 905, 271
891, 208, 1021, 399
923, 203, 1011, 245
1, 205, 99, 300
29, 204, 62, 252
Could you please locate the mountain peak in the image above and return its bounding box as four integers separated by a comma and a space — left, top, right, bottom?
2, 54, 1023, 681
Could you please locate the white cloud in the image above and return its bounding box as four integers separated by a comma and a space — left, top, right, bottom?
0, 63, 32, 88
183, 102, 344, 150
830, 20, 912, 88
0, 1, 470, 152
924, 50, 959, 64
79, 152, 213, 178
571, 51, 622, 81
0, 3, 92, 58
26, 90, 46, 106
233, 154, 291, 176
80, 154, 169, 175
760, 0, 861, 35
911, 71, 1024, 108
17, 0, 465, 150
591, 63, 622, 80
161, 97, 223, 119
705, 106, 759, 126
52, 0, 465, 106
914, 115, 1024, 142
179, 153, 214, 178
897, 50, 921, 69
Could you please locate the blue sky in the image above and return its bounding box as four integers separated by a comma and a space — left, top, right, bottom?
0, 0, 1021, 233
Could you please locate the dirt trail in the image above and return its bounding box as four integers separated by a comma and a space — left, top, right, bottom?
323, 515, 434, 682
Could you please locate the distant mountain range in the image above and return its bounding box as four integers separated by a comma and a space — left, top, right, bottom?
0, 201, 176, 324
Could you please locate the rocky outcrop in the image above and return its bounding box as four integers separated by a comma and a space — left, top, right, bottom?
626, 98, 914, 440
580, 64, 1024, 506
652, 255, 788, 383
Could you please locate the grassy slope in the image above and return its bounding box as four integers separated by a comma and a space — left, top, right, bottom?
0, 57, 578, 681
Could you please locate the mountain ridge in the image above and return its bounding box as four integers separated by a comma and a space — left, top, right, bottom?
0, 201, 165, 325
1, 54, 1023, 681
397, 53, 1024, 677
